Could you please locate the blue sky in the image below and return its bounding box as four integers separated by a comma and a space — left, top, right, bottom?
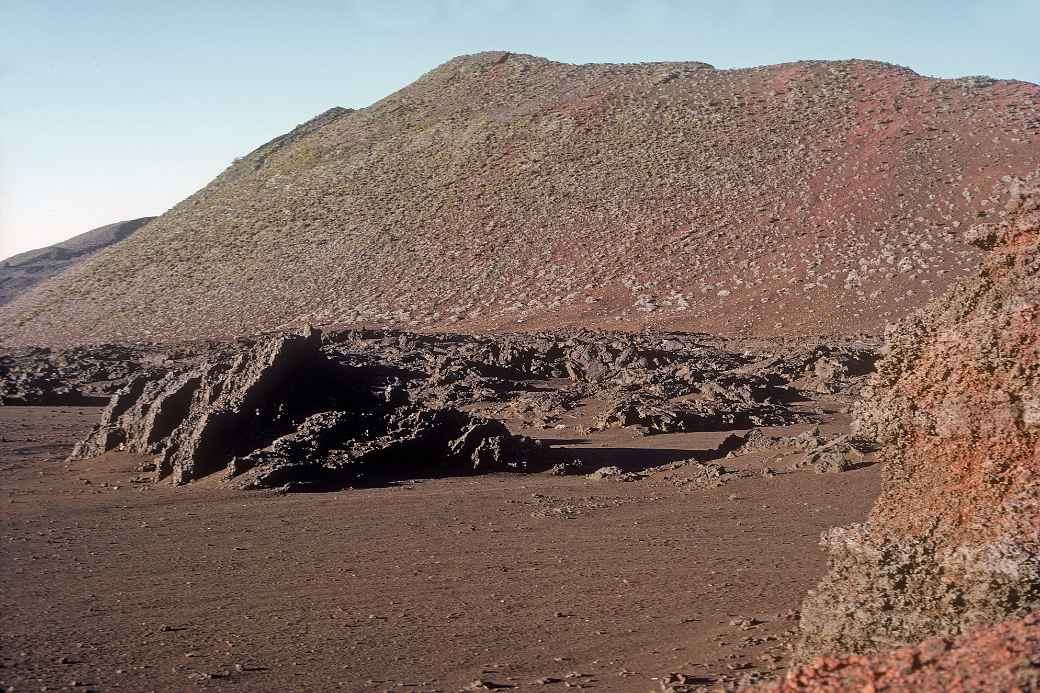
3, 0, 1038, 258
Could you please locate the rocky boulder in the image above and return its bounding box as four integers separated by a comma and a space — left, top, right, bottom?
70, 327, 556, 489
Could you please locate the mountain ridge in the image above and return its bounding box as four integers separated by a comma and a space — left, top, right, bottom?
0, 217, 155, 307
3, 52, 1038, 345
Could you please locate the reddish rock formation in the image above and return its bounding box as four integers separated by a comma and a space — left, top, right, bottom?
793, 173, 1039, 660
764, 613, 1040, 692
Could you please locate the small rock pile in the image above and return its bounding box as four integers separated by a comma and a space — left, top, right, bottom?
739, 429, 874, 474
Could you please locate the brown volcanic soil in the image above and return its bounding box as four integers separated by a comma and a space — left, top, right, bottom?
2, 53, 1039, 346
1, 401, 877, 692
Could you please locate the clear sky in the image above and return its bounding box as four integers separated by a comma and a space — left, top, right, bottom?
3, 0, 1038, 259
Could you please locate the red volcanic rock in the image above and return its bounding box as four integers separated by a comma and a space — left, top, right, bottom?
761, 613, 1040, 692
1, 52, 1038, 346
795, 174, 1040, 657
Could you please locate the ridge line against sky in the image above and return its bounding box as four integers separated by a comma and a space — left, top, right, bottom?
2, 0, 1038, 259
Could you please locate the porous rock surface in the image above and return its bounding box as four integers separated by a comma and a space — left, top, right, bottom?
330, 328, 874, 436
793, 175, 1040, 660
3, 53, 1038, 345
760, 613, 1040, 692
1, 328, 876, 412
69, 327, 552, 490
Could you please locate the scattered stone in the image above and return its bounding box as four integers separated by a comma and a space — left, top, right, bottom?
729, 616, 761, 630
547, 459, 585, 476
585, 466, 630, 481
462, 680, 516, 690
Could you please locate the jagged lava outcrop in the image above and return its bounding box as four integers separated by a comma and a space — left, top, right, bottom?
69, 327, 557, 490
2, 52, 1038, 345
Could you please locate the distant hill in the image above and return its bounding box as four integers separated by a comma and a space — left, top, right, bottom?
0, 217, 154, 307
2, 52, 1038, 346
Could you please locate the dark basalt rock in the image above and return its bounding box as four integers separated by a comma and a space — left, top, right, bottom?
0, 344, 150, 405
18, 326, 879, 493
227, 405, 548, 491
70, 327, 557, 489
594, 385, 803, 436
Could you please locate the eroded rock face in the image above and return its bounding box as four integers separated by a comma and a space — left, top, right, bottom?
796, 175, 1040, 657
70, 327, 553, 489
